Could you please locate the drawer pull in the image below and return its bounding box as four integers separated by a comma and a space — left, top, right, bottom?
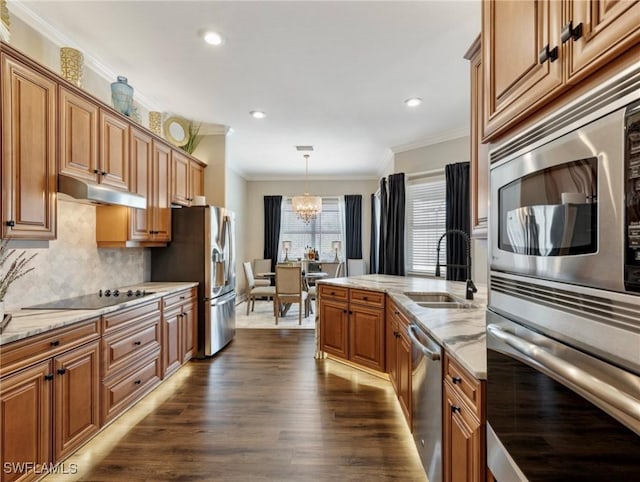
50, 340, 60, 347
179, 296, 186, 300
561, 21, 583, 43
5, 220, 15, 227
363, 296, 368, 300
134, 379, 142, 385
57, 368, 67, 375
133, 341, 142, 346
331, 291, 336, 295
44, 374, 54, 381
451, 405, 461, 414
539, 44, 558, 64
93, 169, 100, 174
393, 331, 399, 338
451, 376, 462, 385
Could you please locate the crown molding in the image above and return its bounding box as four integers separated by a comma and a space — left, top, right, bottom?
391, 127, 469, 154
8, 0, 162, 112
242, 174, 379, 182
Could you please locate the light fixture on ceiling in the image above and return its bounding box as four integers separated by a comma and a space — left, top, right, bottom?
203, 31, 223, 46
250, 110, 266, 119
404, 97, 422, 107
292, 154, 322, 223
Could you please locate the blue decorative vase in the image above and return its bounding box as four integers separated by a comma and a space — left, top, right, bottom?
111, 76, 133, 116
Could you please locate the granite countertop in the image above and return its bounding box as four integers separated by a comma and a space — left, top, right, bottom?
317, 274, 487, 379
0, 282, 198, 346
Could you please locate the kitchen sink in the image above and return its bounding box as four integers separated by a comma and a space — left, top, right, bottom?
404, 292, 472, 309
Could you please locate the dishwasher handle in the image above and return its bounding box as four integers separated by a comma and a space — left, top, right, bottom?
408, 324, 441, 361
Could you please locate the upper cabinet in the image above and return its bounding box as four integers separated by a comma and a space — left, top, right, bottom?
1, 52, 57, 240
99, 110, 130, 191
171, 150, 205, 207
482, 0, 640, 141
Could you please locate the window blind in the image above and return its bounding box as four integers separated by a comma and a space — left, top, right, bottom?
406, 176, 446, 275
280, 198, 344, 261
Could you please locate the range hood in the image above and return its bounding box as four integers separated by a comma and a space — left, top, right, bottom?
58, 174, 146, 209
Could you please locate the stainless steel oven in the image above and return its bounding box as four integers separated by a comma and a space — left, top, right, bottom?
487, 65, 640, 481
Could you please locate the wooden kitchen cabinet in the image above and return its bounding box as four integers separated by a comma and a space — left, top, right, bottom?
442, 352, 485, 482
162, 288, 198, 376
483, 0, 640, 141
319, 286, 385, 372
95, 137, 172, 247
386, 299, 412, 427
1, 52, 57, 240
99, 109, 129, 191
171, 150, 205, 206
465, 36, 488, 239
0, 317, 100, 481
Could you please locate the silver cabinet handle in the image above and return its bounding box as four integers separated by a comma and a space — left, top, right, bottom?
407, 324, 441, 360
487, 324, 640, 422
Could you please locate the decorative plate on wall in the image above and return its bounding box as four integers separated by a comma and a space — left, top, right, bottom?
163, 116, 190, 147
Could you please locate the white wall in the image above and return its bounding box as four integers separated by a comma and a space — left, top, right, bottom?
244, 179, 378, 289
225, 168, 248, 296
393, 136, 488, 285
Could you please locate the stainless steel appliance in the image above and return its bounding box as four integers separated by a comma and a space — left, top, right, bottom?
487, 69, 640, 480
407, 322, 442, 482
151, 206, 236, 357
25, 288, 152, 310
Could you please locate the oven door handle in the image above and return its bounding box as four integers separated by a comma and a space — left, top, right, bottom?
487, 324, 640, 422
408, 324, 441, 360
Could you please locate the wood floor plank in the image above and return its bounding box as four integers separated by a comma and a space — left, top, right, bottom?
45, 329, 426, 482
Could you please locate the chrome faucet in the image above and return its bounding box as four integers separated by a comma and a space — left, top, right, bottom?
435, 229, 478, 300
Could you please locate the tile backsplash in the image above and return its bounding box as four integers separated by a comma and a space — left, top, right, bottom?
3, 199, 149, 311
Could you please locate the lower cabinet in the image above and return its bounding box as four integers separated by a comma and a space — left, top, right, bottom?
386, 300, 412, 427
443, 352, 485, 482
319, 286, 385, 372
162, 288, 198, 378
0, 330, 100, 482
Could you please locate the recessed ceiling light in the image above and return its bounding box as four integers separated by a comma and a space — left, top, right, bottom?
405, 97, 422, 107
203, 31, 223, 46
250, 110, 266, 119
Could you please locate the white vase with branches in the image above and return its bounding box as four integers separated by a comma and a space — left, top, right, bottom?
0, 240, 37, 320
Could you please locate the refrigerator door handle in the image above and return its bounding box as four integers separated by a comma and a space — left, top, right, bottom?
223, 215, 233, 286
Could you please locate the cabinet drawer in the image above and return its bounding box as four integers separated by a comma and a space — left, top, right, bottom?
101, 315, 161, 378
350, 289, 385, 308
101, 348, 161, 425
444, 352, 482, 419
163, 287, 197, 310
318, 284, 348, 301
102, 299, 161, 334
0, 317, 100, 376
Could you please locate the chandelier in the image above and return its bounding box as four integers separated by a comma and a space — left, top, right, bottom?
292, 154, 322, 223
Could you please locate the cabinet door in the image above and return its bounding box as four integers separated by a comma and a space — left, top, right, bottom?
0, 360, 52, 482
1, 54, 57, 240
466, 38, 488, 239
189, 161, 204, 199
386, 310, 399, 393
99, 110, 129, 191
171, 150, 190, 206
443, 382, 482, 482
59, 87, 99, 182
162, 306, 181, 378
129, 127, 153, 241
349, 305, 385, 372
397, 329, 412, 426
53, 340, 100, 461
319, 299, 349, 359
567, 0, 640, 83
483, 0, 563, 137
152, 141, 172, 242
180, 301, 196, 363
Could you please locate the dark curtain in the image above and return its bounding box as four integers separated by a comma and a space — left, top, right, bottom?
344, 195, 362, 259
263, 196, 282, 280
384, 173, 406, 276
378, 178, 388, 274
445, 162, 470, 281
369, 193, 378, 274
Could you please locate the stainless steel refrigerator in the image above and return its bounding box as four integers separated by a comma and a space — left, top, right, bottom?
151, 206, 236, 357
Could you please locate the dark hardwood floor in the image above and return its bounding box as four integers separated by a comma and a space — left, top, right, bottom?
47, 329, 426, 482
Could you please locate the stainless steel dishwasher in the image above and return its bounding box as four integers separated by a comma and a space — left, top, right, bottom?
407, 322, 443, 482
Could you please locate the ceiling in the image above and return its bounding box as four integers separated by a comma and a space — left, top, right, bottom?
16, 0, 481, 180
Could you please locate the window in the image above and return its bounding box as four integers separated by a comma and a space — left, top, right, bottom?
280, 197, 344, 261
406, 176, 446, 275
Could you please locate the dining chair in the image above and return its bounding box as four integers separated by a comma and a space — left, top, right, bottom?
347, 259, 367, 276
274, 264, 309, 325
243, 262, 276, 315
253, 259, 273, 285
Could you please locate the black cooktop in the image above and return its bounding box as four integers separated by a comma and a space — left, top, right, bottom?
25, 290, 152, 310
